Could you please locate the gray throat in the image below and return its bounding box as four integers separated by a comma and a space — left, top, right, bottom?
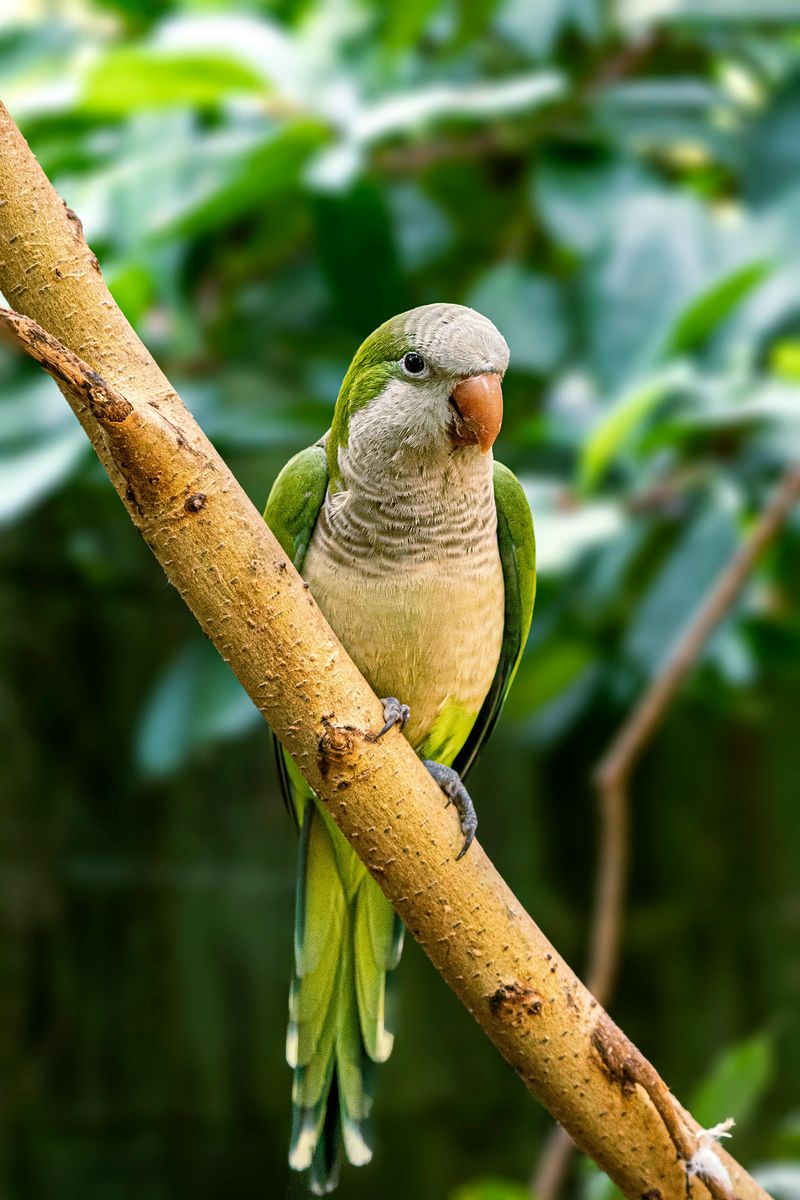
312, 434, 499, 579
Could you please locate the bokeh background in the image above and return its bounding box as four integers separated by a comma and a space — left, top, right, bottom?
2, 0, 800, 1197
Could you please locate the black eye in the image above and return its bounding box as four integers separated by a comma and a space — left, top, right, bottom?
402, 352, 425, 375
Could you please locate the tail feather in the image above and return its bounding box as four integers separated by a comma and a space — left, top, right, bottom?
293, 803, 344, 976
287, 813, 343, 1072
288, 797, 404, 1192
353, 880, 401, 1062
289, 1055, 334, 1173
309, 1074, 341, 1195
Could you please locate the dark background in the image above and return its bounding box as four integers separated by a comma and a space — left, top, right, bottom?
2, 1, 800, 1197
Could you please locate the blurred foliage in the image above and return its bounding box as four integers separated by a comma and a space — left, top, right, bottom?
2, 0, 800, 1197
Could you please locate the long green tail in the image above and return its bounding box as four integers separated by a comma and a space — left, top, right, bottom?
287, 796, 404, 1194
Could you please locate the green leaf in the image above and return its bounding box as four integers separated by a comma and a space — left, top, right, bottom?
164, 120, 327, 238
107, 261, 155, 327
662, 382, 800, 435
499, 0, 602, 58
744, 78, 800, 204
0, 427, 86, 525
753, 1165, 800, 1199
666, 260, 771, 354
595, 76, 735, 167
619, 0, 800, 26
136, 639, 260, 778
578, 1157, 625, 1200
354, 73, 566, 138
454, 0, 503, 44
579, 365, 690, 491
0, 372, 78, 441
387, 182, 453, 271
524, 481, 624, 574
82, 48, 267, 114
451, 1179, 529, 1200
62, 113, 325, 247
586, 192, 716, 390
625, 498, 739, 677
382, 0, 441, 52
0, 372, 87, 525
771, 339, 800, 381
467, 263, 567, 375
600, 78, 722, 114
0, 25, 85, 122
533, 152, 651, 254
308, 73, 565, 189
691, 1030, 775, 1130
505, 641, 594, 718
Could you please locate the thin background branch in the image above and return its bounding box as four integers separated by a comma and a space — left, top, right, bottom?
533, 466, 800, 1199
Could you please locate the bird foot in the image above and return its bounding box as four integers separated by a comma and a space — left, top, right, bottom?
422, 760, 477, 860
377, 696, 411, 739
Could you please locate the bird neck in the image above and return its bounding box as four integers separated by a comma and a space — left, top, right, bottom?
317, 430, 497, 568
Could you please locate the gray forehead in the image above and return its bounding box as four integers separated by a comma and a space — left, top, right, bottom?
401, 303, 509, 376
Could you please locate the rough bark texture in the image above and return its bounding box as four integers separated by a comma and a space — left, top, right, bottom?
0, 102, 772, 1200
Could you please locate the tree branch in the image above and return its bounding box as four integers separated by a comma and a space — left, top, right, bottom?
0, 102, 774, 1200
534, 468, 800, 1198
596, 467, 800, 799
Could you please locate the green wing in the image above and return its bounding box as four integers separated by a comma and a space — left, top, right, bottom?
264, 440, 329, 571
264, 440, 404, 1194
453, 460, 536, 780
264, 441, 329, 827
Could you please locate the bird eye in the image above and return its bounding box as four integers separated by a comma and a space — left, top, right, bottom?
402, 352, 426, 376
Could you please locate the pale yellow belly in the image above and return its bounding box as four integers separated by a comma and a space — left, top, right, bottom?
302, 545, 505, 756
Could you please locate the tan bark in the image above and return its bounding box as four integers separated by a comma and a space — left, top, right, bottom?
0, 102, 773, 1200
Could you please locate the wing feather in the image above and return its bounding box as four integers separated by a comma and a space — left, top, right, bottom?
264, 439, 328, 569
453, 460, 536, 779
263, 440, 329, 822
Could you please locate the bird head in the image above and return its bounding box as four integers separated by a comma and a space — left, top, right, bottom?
329, 304, 509, 478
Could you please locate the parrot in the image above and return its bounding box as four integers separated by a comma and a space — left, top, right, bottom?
263, 303, 535, 1194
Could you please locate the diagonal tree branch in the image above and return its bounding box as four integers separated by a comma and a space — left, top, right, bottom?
534, 467, 800, 1198
0, 101, 775, 1200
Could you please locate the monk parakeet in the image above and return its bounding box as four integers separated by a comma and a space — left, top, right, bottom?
264, 303, 535, 1193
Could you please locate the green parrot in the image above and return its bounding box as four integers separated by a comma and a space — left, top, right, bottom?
263, 303, 535, 1193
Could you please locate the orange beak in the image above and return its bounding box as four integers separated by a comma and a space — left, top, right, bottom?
450, 372, 503, 453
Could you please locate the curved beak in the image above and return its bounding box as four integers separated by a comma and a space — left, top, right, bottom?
449, 372, 503, 453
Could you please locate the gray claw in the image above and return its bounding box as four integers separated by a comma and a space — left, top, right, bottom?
422, 760, 477, 860
378, 696, 411, 739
